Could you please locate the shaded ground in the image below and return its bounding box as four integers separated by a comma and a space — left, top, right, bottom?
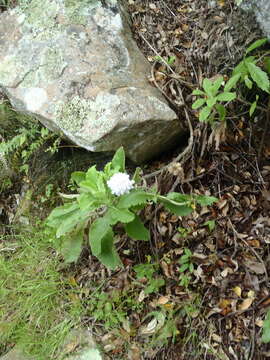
1, 0, 270, 359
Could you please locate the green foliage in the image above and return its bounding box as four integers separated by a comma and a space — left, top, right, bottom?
0, 102, 60, 175
203, 219, 216, 232
134, 259, 165, 294
154, 55, 176, 66
46, 147, 217, 270
0, 226, 84, 360
179, 248, 194, 274
86, 289, 143, 331
262, 309, 270, 343
192, 76, 237, 124
192, 38, 270, 123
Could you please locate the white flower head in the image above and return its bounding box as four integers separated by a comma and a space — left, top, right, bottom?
107, 172, 135, 196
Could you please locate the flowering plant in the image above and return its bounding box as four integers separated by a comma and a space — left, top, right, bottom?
46, 147, 217, 269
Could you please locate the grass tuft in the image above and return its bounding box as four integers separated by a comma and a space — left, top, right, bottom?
0, 225, 84, 359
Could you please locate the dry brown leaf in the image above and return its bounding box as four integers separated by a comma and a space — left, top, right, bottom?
245, 259, 265, 275
157, 296, 170, 305
238, 297, 253, 311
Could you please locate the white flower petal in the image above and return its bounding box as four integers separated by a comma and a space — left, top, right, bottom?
107, 172, 134, 196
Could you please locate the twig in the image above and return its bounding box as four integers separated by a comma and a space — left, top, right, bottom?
228, 219, 269, 284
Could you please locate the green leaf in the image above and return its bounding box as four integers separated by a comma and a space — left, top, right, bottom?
202, 78, 213, 95
215, 104, 226, 122
192, 89, 205, 96
145, 278, 165, 294
179, 263, 189, 273
132, 167, 142, 184
61, 229, 84, 263
77, 193, 96, 211
204, 220, 216, 232
264, 57, 270, 74
134, 263, 155, 279
89, 217, 111, 256
246, 62, 270, 93
224, 74, 241, 91
118, 190, 155, 209
56, 208, 87, 238
107, 206, 135, 225
166, 192, 192, 202
111, 146, 125, 172
244, 75, 253, 89
195, 195, 218, 206
206, 97, 216, 108
46, 203, 85, 236
192, 98, 206, 109
199, 106, 212, 122
216, 92, 236, 102
249, 98, 258, 117
161, 193, 193, 216
125, 214, 150, 241
211, 76, 224, 95
96, 228, 122, 269
233, 59, 248, 79
262, 310, 270, 343
47, 203, 78, 222
71, 171, 86, 186
246, 38, 268, 55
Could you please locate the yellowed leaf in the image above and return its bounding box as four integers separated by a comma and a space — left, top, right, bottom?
233, 286, 242, 297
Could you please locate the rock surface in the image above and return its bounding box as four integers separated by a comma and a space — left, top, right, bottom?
240, 0, 270, 39
0, 329, 103, 360
0, 0, 181, 163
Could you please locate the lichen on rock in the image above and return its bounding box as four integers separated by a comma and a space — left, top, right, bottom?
0, 0, 183, 163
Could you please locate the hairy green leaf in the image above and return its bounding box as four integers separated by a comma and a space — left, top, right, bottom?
161, 194, 193, 216
192, 98, 206, 109
202, 78, 214, 95
107, 207, 135, 225
206, 97, 216, 108
96, 228, 122, 269
111, 146, 125, 172
215, 104, 226, 122
199, 106, 212, 122
195, 195, 217, 206
118, 190, 155, 208
61, 229, 84, 263
216, 92, 236, 102
192, 89, 205, 96
125, 215, 150, 241
211, 76, 224, 95
89, 217, 111, 256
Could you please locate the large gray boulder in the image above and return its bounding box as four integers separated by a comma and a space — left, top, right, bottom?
0, 0, 181, 163
240, 0, 270, 40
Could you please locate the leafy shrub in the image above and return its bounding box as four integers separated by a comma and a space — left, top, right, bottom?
46, 147, 217, 269
192, 38, 270, 123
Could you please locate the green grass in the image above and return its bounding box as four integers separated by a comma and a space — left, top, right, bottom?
0, 225, 84, 359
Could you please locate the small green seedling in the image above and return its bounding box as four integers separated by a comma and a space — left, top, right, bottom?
134, 259, 165, 294
154, 55, 176, 66
192, 76, 237, 124
179, 248, 194, 273
203, 220, 216, 232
